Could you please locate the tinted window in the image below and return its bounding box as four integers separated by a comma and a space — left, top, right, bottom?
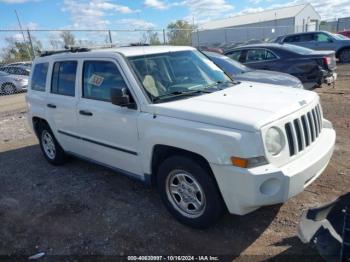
31, 63, 49, 91
226, 51, 242, 61
51, 61, 77, 96
83, 61, 127, 101
284, 34, 314, 43
245, 49, 277, 63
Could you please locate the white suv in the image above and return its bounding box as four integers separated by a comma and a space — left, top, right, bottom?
26, 46, 336, 228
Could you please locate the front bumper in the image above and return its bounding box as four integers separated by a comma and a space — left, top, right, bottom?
211, 126, 336, 215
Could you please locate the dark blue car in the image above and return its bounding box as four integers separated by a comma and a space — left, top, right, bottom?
224, 43, 337, 90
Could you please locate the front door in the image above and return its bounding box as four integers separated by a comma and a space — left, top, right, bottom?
76, 59, 142, 177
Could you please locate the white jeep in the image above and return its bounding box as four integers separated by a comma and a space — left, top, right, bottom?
26, 46, 336, 228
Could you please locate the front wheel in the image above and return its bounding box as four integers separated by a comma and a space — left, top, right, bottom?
339, 48, 350, 63
157, 155, 225, 228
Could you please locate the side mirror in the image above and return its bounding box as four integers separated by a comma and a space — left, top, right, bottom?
328, 38, 334, 43
111, 88, 130, 107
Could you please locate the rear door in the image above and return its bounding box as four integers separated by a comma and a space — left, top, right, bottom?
45, 60, 79, 153
75, 58, 142, 176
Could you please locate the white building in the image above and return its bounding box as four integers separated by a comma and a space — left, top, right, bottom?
193, 4, 321, 46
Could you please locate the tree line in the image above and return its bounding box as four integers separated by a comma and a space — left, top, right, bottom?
0, 20, 196, 64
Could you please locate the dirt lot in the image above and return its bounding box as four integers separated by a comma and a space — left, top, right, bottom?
0, 65, 349, 261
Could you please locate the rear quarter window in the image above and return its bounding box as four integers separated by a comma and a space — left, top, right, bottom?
31, 63, 49, 91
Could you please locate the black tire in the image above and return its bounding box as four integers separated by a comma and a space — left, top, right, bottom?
1, 83, 16, 95
157, 155, 225, 228
38, 123, 66, 165
339, 48, 350, 63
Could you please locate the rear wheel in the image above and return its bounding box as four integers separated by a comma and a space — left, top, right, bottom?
339, 48, 350, 63
157, 155, 225, 228
1, 83, 16, 95
38, 123, 66, 165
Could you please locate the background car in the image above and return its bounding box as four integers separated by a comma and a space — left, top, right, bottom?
224, 43, 337, 90
0, 65, 30, 76
0, 71, 28, 95
275, 31, 350, 63
204, 51, 304, 89
337, 30, 350, 38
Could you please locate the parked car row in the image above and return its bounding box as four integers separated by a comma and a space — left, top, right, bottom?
224, 43, 337, 90
204, 51, 304, 89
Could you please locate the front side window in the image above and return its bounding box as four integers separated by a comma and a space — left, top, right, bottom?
31, 63, 49, 91
51, 61, 77, 96
245, 49, 277, 63
315, 33, 331, 42
128, 50, 230, 102
83, 61, 127, 101
226, 51, 242, 61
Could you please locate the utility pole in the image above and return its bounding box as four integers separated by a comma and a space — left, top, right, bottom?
14, 10, 32, 60
27, 29, 35, 58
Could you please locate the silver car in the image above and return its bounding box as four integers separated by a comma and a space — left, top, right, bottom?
275, 31, 350, 63
0, 71, 28, 95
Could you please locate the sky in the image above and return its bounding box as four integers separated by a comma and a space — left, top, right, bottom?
1, 0, 350, 48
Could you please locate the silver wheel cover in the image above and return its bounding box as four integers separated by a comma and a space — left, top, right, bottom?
166, 169, 206, 218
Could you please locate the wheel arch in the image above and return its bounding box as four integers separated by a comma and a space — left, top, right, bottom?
32, 116, 50, 138
335, 46, 350, 58
150, 145, 213, 185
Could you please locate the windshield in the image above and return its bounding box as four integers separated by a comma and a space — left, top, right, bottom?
282, 44, 314, 55
333, 33, 348, 40
128, 50, 231, 102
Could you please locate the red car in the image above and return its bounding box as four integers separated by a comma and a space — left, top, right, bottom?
337, 30, 350, 38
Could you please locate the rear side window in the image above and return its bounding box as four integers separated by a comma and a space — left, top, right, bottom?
31, 63, 49, 91
51, 61, 77, 96
82, 61, 127, 101
245, 49, 277, 63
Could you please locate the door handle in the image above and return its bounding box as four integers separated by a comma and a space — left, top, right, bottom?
79, 110, 93, 116
47, 103, 56, 108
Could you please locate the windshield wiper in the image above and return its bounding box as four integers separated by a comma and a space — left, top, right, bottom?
153, 90, 212, 103
205, 80, 235, 89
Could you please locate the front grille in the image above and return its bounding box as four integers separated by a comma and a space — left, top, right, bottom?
285, 104, 323, 156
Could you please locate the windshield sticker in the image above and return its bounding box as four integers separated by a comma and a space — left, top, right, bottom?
88, 74, 104, 87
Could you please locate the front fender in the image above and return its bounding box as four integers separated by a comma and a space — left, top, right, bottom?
138, 114, 265, 174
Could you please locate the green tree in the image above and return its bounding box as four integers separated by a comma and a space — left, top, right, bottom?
1, 36, 42, 63
141, 30, 162, 45
166, 20, 195, 46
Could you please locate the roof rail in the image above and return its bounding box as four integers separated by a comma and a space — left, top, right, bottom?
38, 46, 91, 57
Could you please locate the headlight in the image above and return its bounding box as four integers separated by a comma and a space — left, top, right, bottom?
265, 127, 284, 155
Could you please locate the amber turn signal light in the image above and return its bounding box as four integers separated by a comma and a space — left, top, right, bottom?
230, 157, 248, 168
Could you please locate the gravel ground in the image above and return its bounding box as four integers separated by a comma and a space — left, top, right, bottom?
0, 65, 349, 261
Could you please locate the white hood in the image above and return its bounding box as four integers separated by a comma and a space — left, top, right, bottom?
147, 82, 318, 132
